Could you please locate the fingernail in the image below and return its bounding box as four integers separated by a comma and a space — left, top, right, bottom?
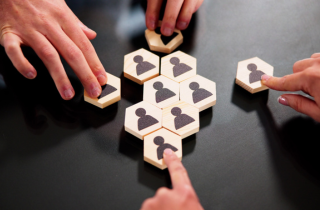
164, 148, 173, 155
27, 72, 36, 79
90, 84, 101, 98
278, 96, 289, 106
163, 27, 173, 36
261, 74, 272, 85
64, 88, 74, 99
97, 74, 107, 85
149, 20, 156, 29
177, 21, 187, 29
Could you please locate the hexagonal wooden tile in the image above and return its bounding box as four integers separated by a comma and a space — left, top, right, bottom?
144, 128, 182, 170
161, 51, 197, 83
125, 101, 162, 140
143, 75, 179, 109
124, 48, 159, 85
84, 72, 121, 108
180, 75, 216, 111
162, 101, 199, 139
145, 21, 183, 54
236, 57, 274, 93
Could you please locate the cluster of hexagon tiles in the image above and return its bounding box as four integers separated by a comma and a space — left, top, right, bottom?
124, 49, 216, 169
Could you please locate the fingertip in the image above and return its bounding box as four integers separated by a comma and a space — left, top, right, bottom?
261, 74, 272, 85
26, 70, 37, 79
278, 96, 289, 106
161, 24, 174, 36
62, 88, 75, 100
146, 18, 157, 30
176, 20, 188, 30
97, 73, 107, 85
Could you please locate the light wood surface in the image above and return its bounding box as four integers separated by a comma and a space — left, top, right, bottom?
144, 128, 182, 170
180, 75, 216, 111
124, 48, 159, 85
84, 72, 121, 108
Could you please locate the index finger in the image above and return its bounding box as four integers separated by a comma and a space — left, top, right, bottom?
261, 73, 305, 92
163, 149, 192, 189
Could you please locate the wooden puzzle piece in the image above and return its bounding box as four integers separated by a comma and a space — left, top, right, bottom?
180, 75, 217, 111
161, 51, 197, 83
162, 101, 199, 139
145, 21, 183, 54
84, 72, 121, 108
236, 57, 274, 93
124, 48, 159, 85
144, 128, 182, 170
125, 101, 162, 140
143, 75, 179, 109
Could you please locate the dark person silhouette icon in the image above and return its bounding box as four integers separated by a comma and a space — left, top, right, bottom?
154, 136, 178, 160
189, 82, 213, 104
170, 57, 192, 77
171, 107, 195, 130
136, 108, 159, 131
97, 84, 117, 99
155, 27, 179, 45
247, 63, 266, 84
134, 55, 156, 76
153, 81, 176, 103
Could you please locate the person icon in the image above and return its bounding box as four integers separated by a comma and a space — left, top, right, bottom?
136, 108, 159, 131
155, 27, 179, 45
134, 55, 156, 76
171, 107, 195, 130
153, 81, 176, 103
170, 57, 192, 77
189, 82, 213, 104
98, 84, 117, 99
154, 136, 178, 160
247, 63, 266, 84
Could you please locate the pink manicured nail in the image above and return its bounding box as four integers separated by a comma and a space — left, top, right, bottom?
278, 96, 289, 106
163, 27, 173, 36
27, 72, 36, 79
97, 74, 107, 85
261, 74, 272, 81
64, 89, 74, 99
177, 21, 187, 29
164, 148, 173, 155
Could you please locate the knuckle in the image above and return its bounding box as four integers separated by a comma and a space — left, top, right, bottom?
40, 46, 56, 60
5, 42, 17, 55
156, 187, 169, 197
292, 97, 304, 112
66, 47, 82, 62
165, 14, 177, 24
141, 199, 155, 210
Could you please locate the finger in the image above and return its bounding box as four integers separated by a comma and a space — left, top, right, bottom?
278, 94, 320, 122
293, 58, 314, 73
28, 33, 75, 100
163, 148, 192, 190
194, 0, 204, 12
146, 0, 163, 30
261, 74, 305, 92
46, 28, 102, 98
176, 0, 199, 30
2, 33, 37, 79
62, 20, 107, 86
78, 21, 97, 40
161, 0, 184, 36
140, 198, 157, 210
311, 53, 320, 59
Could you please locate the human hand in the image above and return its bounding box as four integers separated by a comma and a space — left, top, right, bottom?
261, 53, 320, 122
145, 0, 204, 36
0, 0, 107, 100
140, 149, 203, 210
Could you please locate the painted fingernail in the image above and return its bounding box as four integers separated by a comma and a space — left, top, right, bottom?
97, 74, 107, 85
261, 74, 271, 81
90, 84, 101, 98
278, 96, 289, 106
164, 148, 173, 155
27, 72, 36, 79
64, 88, 74, 99
177, 21, 187, 29
163, 27, 173, 36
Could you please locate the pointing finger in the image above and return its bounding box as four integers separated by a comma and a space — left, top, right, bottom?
261, 73, 305, 92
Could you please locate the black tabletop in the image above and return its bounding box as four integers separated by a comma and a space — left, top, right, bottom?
1, 0, 320, 209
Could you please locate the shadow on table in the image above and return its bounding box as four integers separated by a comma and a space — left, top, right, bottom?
231, 83, 320, 209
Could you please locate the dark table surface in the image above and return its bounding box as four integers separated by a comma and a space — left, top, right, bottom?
1, 0, 320, 209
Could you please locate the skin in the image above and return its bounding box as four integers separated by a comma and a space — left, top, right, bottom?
262, 53, 320, 122
0, 0, 107, 100
140, 149, 203, 210
145, 0, 204, 36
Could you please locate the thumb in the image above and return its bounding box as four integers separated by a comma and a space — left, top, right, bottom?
278, 94, 320, 122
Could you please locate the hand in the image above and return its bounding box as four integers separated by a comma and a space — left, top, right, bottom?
261, 53, 320, 122
0, 0, 107, 100
145, 0, 204, 36
140, 149, 203, 210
